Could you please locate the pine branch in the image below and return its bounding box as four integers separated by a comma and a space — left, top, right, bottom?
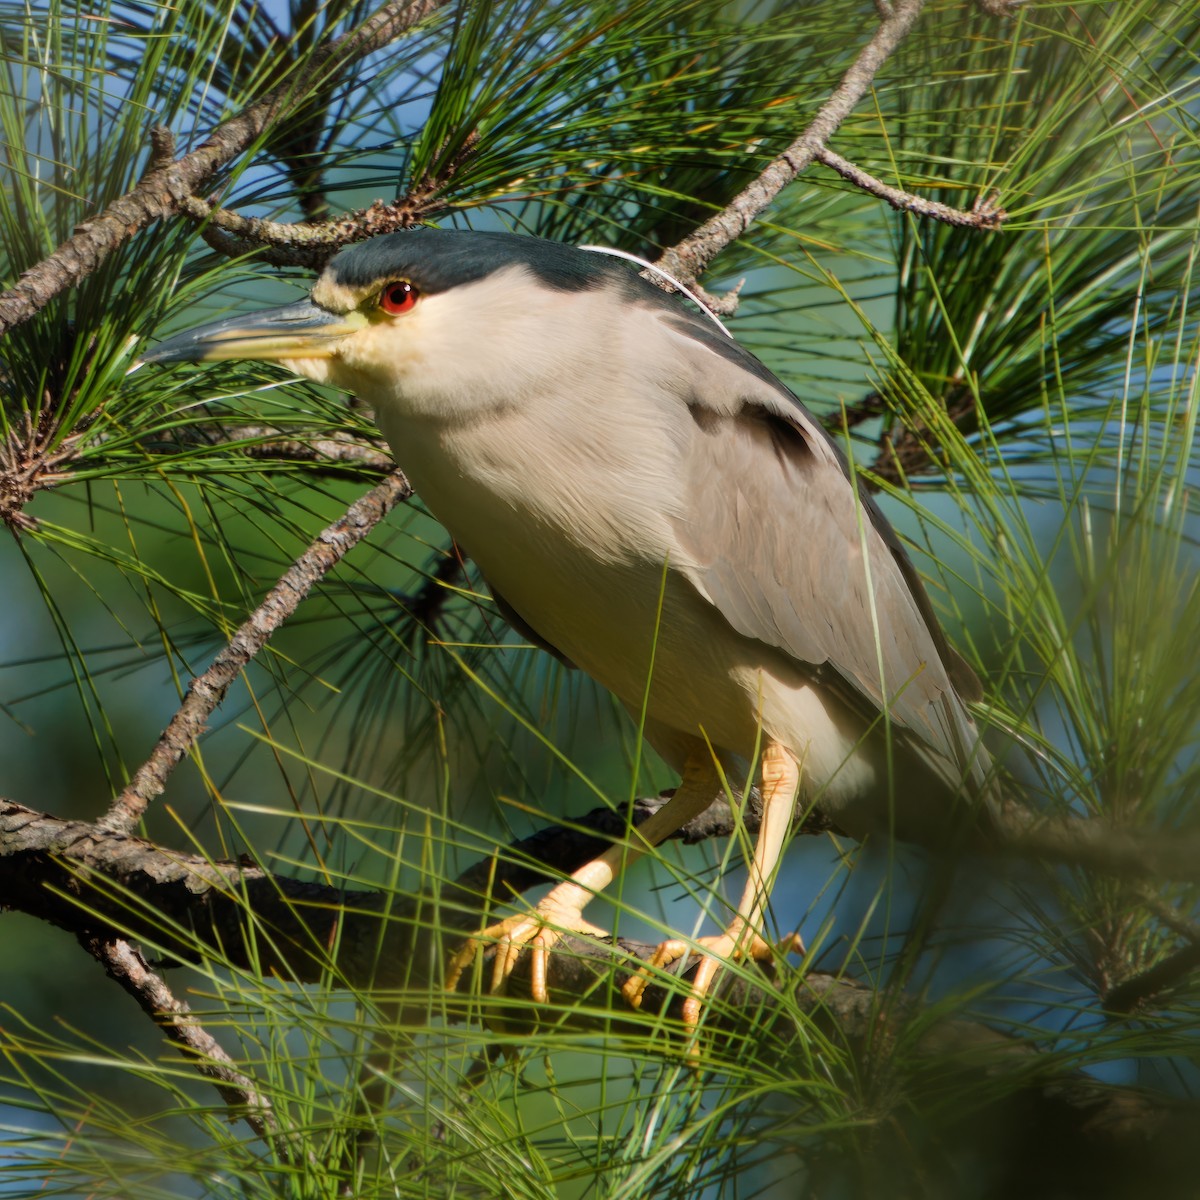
178, 422, 394, 473
178, 131, 480, 267
812, 145, 1008, 228
0, 0, 447, 336
80, 935, 312, 1165
101, 472, 412, 835
656, 0, 928, 287
3, 795, 1195, 1172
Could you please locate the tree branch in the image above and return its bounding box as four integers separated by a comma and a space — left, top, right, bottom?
182, 195, 436, 268
81, 935, 312, 1164
180, 422, 394, 473
656, 0, 927, 287
3, 795, 1195, 1169
0, 0, 447, 336
177, 130, 480, 267
813, 145, 1008, 228
101, 471, 412, 834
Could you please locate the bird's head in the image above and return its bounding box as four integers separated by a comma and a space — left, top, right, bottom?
145, 228, 646, 419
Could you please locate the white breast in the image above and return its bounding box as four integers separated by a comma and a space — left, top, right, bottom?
379, 399, 881, 814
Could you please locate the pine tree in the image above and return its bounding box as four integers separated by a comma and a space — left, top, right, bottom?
1, 2, 1198, 1196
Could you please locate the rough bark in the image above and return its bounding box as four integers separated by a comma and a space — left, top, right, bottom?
2, 794, 1194, 1174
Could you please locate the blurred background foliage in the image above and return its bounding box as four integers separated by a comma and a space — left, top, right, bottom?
1, 0, 1198, 1196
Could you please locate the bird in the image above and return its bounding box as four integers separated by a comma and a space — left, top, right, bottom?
146, 227, 992, 1024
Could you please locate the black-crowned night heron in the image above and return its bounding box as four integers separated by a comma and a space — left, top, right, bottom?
147, 228, 990, 1022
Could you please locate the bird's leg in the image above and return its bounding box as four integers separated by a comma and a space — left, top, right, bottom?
446, 755, 720, 1002
622, 740, 803, 1025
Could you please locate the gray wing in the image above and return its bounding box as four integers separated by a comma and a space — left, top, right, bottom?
661, 316, 983, 785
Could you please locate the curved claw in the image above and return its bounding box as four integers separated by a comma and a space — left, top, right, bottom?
447, 907, 610, 1002
621, 929, 804, 1024
620, 937, 694, 1010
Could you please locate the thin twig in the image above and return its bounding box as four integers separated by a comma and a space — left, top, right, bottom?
182, 195, 434, 269
179, 130, 479, 266
1103, 940, 1200, 1015
145, 125, 177, 174
656, 0, 927, 287
1104, 895, 1200, 1014
0, 0, 446, 336
813, 146, 1007, 228
184, 194, 410, 246
101, 471, 412, 834
691, 278, 745, 317
82, 935, 312, 1164
184, 422, 394, 471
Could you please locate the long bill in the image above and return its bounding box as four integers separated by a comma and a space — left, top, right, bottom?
141, 300, 366, 364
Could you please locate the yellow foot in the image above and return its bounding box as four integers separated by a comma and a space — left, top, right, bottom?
446, 906, 610, 1002
622, 929, 804, 1026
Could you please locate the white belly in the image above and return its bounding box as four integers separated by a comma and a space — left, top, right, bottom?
381, 405, 886, 822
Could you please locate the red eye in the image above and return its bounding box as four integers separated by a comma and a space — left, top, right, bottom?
380, 280, 419, 315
